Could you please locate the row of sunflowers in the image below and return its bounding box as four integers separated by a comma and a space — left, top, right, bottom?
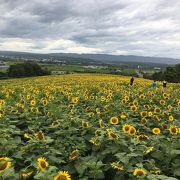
0, 74, 179, 179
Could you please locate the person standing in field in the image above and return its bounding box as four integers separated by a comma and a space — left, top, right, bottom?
130, 77, 134, 86
152, 80, 157, 88
162, 80, 167, 88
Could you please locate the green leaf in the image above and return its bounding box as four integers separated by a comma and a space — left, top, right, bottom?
173, 166, 180, 176
170, 150, 180, 159
151, 151, 164, 161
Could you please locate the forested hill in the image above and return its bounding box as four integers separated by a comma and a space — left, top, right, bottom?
0, 51, 179, 65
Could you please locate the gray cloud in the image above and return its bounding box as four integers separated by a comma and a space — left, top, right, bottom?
0, 0, 180, 59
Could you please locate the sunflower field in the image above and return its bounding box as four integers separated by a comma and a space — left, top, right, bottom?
0, 74, 180, 180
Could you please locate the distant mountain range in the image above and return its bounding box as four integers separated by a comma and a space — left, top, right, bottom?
0, 51, 179, 65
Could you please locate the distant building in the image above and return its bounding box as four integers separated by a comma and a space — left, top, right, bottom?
115, 69, 122, 72
83, 65, 108, 69
154, 67, 161, 70
51, 71, 66, 75
0, 61, 9, 70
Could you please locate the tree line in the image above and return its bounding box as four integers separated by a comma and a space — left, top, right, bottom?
151, 64, 180, 83
0, 62, 50, 78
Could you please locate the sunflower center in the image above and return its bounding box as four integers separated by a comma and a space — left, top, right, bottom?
57, 175, 67, 180
130, 129, 135, 134
112, 118, 117, 123
137, 170, 144, 176
154, 129, 159, 133
125, 126, 129, 131
40, 161, 47, 168
38, 133, 43, 140
110, 133, 117, 139
155, 108, 160, 113
171, 128, 176, 133
0, 160, 7, 171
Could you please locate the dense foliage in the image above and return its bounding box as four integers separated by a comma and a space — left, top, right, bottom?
152, 64, 180, 83
0, 74, 179, 180
8, 62, 50, 78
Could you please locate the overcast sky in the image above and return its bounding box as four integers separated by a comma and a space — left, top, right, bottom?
0, 0, 180, 59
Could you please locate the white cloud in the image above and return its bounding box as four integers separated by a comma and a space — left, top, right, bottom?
0, 0, 180, 59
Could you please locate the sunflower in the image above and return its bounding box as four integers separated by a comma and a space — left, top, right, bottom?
103, 105, 109, 111
148, 111, 153, 117
122, 99, 126, 104
140, 111, 147, 117
122, 124, 131, 133
162, 111, 168, 116
154, 107, 161, 113
96, 110, 101, 115
72, 97, 79, 104
68, 104, 74, 108
52, 120, 60, 126
133, 168, 146, 176
128, 126, 136, 136
139, 94, 145, 99
133, 100, 138, 106
131, 105, 137, 112
0, 100, 5, 106
24, 133, 33, 140
137, 134, 149, 141
0, 109, 4, 116
108, 131, 119, 140
111, 162, 124, 171
107, 94, 112, 99
0, 157, 11, 173
21, 170, 33, 177
169, 125, 178, 135
120, 114, 126, 119
147, 90, 152, 95
69, 149, 79, 160
167, 105, 173, 111
159, 99, 165, 106
47, 111, 52, 117
89, 138, 101, 146
88, 112, 94, 117
141, 118, 147, 125
152, 128, 161, 135
54, 171, 71, 180
143, 104, 150, 109
110, 117, 119, 125
124, 96, 129, 101
86, 106, 91, 112
150, 169, 161, 174
90, 95, 94, 100
31, 107, 39, 113
37, 157, 49, 171
26, 94, 30, 100
30, 99, 36, 106
99, 119, 105, 128
36, 131, 45, 140
42, 99, 47, 106
129, 102, 134, 106
144, 147, 154, 154
153, 115, 160, 121
101, 96, 106, 102
95, 129, 101, 136
82, 121, 89, 128
168, 115, 174, 121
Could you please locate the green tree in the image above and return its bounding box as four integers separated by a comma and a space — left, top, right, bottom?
8, 62, 50, 78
